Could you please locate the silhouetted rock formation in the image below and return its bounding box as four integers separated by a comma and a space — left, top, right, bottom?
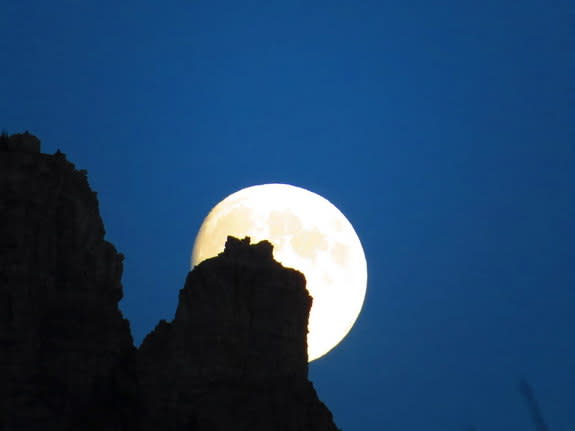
139, 236, 338, 430
0, 133, 340, 431
0, 131, 40, 153
0, 134, 138, 429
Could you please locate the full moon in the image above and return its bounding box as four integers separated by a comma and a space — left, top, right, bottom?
191, 184, 367, 361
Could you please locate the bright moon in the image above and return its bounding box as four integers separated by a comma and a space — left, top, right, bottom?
191, 184, 368, 361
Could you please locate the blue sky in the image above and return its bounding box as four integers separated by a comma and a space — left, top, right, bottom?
1, 1, 574, 429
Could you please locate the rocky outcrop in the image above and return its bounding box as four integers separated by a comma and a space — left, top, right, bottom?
0, 132, 40, 153
0, 134, 138, 429
139, 236, 339, 430
0, 133, 340, 430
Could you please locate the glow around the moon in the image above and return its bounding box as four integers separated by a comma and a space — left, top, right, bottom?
191, 184, 367, 361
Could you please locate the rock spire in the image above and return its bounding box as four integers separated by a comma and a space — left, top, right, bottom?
0, 133, 340, 430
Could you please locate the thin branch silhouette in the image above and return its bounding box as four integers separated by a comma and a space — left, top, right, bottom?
519, 378, 550, 431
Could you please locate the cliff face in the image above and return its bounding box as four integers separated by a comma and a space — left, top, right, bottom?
139, 236, 339, 431
0, 133, 138, 430
0, 133, 340, 431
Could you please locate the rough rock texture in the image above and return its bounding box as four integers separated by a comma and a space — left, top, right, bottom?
0, 133, 340, 430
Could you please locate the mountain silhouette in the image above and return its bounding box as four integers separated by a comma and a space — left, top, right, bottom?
0, 133, 340, 431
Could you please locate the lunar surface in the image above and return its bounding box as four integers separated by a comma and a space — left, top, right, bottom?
191, 184, 367, 361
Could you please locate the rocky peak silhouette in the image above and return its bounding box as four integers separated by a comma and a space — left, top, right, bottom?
0, 133, 340, 431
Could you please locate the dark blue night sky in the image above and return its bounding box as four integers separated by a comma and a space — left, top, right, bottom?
1, 1, 573, 430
